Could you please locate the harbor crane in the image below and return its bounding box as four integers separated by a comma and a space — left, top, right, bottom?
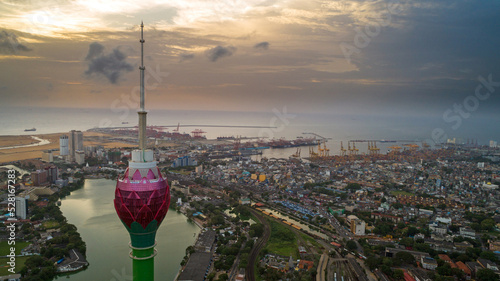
303, 132, 331, 158
368, 141, 380, 155
340, 141, 347, 156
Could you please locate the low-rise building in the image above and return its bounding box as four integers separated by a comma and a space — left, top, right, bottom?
421, 257, 438, 270
459, 227, 476, 239
456, 261, 471, 279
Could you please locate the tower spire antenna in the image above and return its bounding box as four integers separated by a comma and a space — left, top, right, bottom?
138, 21, 147, 151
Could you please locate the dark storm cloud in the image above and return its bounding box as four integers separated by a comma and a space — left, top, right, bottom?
336, 0, 500, 110
84, 42, 133, 84
351, 0, 500, 75
179, 53, 194, 62
85, 42, 105, 61
254, 41, 269, 50
0, 30, 31, 54
205, 45, 236, 62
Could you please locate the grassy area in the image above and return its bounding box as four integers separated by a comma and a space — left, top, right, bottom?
390, 190, 415, 196
0, 256, 29, 275
42, 220, 60, 229
299, 232, 322, 249
265, 219, 299, 259
0, 241, 31, 256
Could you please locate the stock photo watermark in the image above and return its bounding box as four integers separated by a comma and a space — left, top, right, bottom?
258, 106, 296, 139
6, 169, 17, 274
110, 267, 132, 281
426, 74, 499, 145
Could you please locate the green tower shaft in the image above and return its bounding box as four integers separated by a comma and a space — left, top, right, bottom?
126, 221, 160, 281
130, 243, 155, 281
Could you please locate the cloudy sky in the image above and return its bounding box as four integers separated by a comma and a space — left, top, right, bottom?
0, 0, 499, 117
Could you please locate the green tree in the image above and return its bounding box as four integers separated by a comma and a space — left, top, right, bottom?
392, 202, 404, 209
407, 226, 419, 237
395, 251, 416, 265
249, 223, 264, 237
366, 256, 381, 270
477, 268, 500, 281
346, 240, 357, 251
480, 251, 498, 263
393, 269, 404, 280
449, 224, 460, 233
481, 219, 495, 231
400, 237, 414, 247
217, 273, 229, 281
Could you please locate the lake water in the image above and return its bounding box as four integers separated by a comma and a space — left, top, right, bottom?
59, 178, 200, 281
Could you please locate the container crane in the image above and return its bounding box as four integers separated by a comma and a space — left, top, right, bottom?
191, 129, 206, 138
323, 142, 330, 157
388, 145, 402, 153
340, 141, 347, 156
368, 141, 380, 155
172, 123, 180, 134
348, 141, 358, 156
291, 148, 301, 158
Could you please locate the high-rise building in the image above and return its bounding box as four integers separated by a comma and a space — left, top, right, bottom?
47, 166, 58, 183
114, 22, 170, 281
31, 170, 49, 186
347, 215, 366, 235
75, 150, 85, 165
69, 130, 83, 161
42, 150, 53, 163
108, 150, 122, 163
15, 197, 28, 219
490, 140, 498, 148
60, 134, 69, 156
171, 155, 197, 167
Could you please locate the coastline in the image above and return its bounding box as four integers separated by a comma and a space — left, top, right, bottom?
0, 132, 132, 164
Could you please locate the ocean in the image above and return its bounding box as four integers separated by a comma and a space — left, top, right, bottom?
1, 106, 498, 157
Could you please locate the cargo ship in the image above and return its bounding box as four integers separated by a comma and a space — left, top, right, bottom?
240, 146, 270, 150
380, 139, 396, 143
24, 128, 36, 132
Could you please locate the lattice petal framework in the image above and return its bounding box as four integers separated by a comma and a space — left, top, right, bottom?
114, 167, 170, 229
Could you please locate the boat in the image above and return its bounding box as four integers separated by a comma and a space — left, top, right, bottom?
24, 128, 36, 132
122, 122, 129, 124
240, 146, 270, 150
380, 139, 396, 143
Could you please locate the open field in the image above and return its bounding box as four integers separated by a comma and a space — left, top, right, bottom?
0, 132, 133, 164
264, 219, 299, 259
0, 241, 31, 256
0, 256, 29, 275
0, 135, 36, 148
390, 190, 415, 196
42, 220, 60, 229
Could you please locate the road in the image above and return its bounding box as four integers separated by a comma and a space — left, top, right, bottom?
317, 253, 329, 281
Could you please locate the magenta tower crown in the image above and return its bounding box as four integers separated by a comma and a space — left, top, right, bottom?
114, 22, 170, 281
114, 163, 170, 229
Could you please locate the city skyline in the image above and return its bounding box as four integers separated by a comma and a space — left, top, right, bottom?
0, 0, 499, 118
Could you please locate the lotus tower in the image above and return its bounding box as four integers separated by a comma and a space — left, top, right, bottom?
114, 22, 170, 281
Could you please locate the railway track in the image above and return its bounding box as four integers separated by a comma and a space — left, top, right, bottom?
245, 209, 271, 281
